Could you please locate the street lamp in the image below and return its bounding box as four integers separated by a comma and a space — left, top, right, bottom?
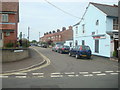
28, 27, 30, 41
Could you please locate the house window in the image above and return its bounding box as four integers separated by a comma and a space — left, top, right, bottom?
75, 40, 78, 46
82, 40, 85, 45
76, 26, 78, 34
82, 24, 85, 33
69, 42, 72, 47
95, 40, 99, 53
2, 14, 8, 22
113, 18, 118, 30
96, 20, 99, 25
6, 32, 10, 36
0, 33, 2, 40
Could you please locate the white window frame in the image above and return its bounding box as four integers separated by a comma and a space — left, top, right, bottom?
1, 14, 8, 22
6, 32, 10, 36
113, 18, 118, 30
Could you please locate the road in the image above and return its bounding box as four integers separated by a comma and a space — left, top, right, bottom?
2, 46, 119, 88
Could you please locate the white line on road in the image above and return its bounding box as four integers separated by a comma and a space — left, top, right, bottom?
0, 75, 8, 78
64, 72, 75, 74
51, 72, 61, 75
67, 75, 75, 77
116, 71, 120, 72
79, 72, 89, 74
33, 76, 44, 78
15, 76, 27, 78
97, 73, 106, 76
14, 73, 27, 75
32, 73, 44, 75
83, 74, 93, 77
105, 71, 114, 73
110, 73, 118, 75
92, 71, 101, 74
51, 75, 63, 78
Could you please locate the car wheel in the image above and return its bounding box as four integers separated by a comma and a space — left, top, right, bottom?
87, 56, 91, 59
69, 52, 72, 56
75, 54, 79, 59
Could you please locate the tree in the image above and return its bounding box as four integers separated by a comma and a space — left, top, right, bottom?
31, 40, 37, 43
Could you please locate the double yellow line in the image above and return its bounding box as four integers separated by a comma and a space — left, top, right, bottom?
0, 47, 51, 76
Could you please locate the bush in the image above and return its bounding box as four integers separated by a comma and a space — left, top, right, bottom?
113, 51, 117, 57
5, 43, 14, 47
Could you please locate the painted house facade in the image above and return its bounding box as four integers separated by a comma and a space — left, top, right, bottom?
0, 1, 19, 47
73, 2, 118, 58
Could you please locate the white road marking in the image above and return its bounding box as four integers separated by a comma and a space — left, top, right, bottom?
64, 72, 75, 74
0, 75, 8, 78
15, 76, 27, 78
110, 73, 118, 75
97, 73, 106, 76
33, 76, 44, 78
116, 71, 120, 72
92, 71, 101, 74
79, 72, 89, 74
105, 71, 114, 73
14, 73, 27, 75
51, 75, 63, 78
32, 73, 44, 75
51, 72, 61, 75
83, 74, 93, 77
67, 75, 75, 77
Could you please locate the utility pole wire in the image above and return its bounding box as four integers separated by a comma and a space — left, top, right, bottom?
44, 0, 81, 19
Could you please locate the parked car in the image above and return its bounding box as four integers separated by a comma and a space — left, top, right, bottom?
57, 45, 70, 54
52, 44, 62, 52
69, 45, 92, 59
41, 44, 47, 48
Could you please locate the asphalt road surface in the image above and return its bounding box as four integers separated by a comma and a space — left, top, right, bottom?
2, 46, 119, 88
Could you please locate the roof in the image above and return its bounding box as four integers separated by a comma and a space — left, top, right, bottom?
0, 1, 19, 12
90, 2, 118, 17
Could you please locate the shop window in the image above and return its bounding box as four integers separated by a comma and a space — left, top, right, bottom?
113, 18, 118, 30
95, 40, 99, 53
2, 14, 8, 22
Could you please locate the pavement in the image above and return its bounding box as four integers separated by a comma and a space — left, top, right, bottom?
2, 48, 45, 73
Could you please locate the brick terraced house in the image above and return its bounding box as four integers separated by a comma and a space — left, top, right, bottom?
40, 26, 73, 44
0, 1, 19, 47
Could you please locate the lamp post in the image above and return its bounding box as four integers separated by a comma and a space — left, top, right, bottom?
118, 1, 120, 63
28, 27, 30, 41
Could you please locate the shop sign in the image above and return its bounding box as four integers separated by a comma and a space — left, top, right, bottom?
93, 36, 106, 39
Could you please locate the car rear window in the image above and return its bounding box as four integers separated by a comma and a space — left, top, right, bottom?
82, 46, 90, 50
64, 46, 70, 48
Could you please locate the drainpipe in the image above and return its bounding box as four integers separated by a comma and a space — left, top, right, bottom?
118, 1, 120, 63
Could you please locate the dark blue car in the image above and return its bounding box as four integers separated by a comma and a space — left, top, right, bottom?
69, 45, 92, 59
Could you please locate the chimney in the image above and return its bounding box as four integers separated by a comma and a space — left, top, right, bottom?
52, 31, 56, 33
57, 29, 60, 32
69, 26, 72, 30
62, 27, 66, 31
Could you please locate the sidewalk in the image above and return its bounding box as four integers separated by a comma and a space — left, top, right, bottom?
2, 48, 44, 73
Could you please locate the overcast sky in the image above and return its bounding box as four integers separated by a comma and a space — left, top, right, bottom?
18, 0, 118, 41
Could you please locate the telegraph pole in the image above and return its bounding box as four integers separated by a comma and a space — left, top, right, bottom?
28, 27, 30, 41
118, 1, 120, 63
39, 32, 40, 42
